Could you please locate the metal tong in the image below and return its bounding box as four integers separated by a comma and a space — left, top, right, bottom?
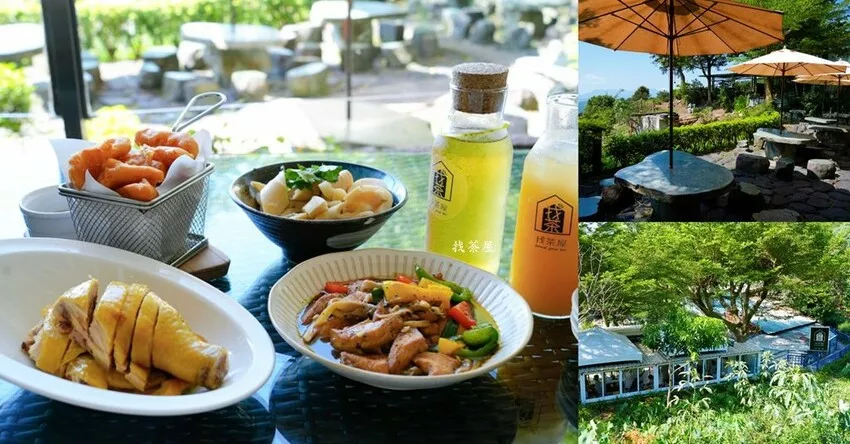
171, 91, 227, 133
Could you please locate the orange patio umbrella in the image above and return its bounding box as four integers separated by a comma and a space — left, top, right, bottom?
579, 0, 784, 169
730, 48, 845, 129
795, 62, 850, 114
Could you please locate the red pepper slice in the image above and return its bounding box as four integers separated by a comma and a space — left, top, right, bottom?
324, 282, 350, 294
396, 274, 415, 284
448, 301, 477, 329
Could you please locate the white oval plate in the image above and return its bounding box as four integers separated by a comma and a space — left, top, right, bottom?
268, 248, 534, 390
0, 238, 275, 416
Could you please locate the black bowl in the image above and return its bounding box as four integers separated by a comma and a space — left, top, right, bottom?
230, 160, 408, 263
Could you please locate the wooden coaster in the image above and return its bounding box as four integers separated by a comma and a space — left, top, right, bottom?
179, 244, 231, 281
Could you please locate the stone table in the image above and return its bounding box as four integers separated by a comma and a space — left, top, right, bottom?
755, 128, 816, 162
614, 150, 735, 221
309, 1, 407, 52
180, 22, 283, 86
309, 1, 407, 23
805, 116, 837, 125
802, 123, 850, 148
0, 24, 44, 63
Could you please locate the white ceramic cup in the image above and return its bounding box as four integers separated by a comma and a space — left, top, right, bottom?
19, 185, 77, 240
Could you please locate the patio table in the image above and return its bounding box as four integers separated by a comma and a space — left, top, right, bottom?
614, 150, 735, 221
0, 23, 44, 63
755, 128, 816, 161
0, 148, 577, 442
803, 123, 850, 149
180, 22, 283, 86
804, 116, 837, 125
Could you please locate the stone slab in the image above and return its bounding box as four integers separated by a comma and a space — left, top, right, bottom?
755, 128, 815, 145
181, 22, 282, 50
614, 150, 735, 204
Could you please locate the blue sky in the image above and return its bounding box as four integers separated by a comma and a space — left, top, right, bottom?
579, 42, 704, 94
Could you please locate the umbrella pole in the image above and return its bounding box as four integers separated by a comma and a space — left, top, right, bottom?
668, 1, 674, 170
780, 70, 785, 131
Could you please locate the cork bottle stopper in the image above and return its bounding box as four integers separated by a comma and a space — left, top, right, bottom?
451, 63, 509, 114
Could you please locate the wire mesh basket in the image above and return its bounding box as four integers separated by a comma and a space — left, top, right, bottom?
58, 163, 215, 266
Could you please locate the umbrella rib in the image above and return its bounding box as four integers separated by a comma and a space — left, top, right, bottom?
618, 0, 669, 37
610, 12, 669, 40
680, 0, 784, 45
675, 1, 737, 53
612, 0, 669, 50
578, 0, 655, 24
674, 2, 716, 38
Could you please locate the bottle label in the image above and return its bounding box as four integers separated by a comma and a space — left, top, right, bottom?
533, 194, 572, 252
428, 157, 468, 220
431, 161, 454, 202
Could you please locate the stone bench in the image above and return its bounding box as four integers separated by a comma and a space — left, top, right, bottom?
286, 62, 330, 97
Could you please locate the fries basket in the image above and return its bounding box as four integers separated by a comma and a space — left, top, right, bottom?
58, 163, 215, 267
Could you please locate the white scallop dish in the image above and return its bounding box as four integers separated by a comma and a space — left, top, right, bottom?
269, 248, 534, 390
0, 238, 275, 416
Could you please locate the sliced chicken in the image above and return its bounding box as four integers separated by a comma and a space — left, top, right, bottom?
412, 352, 461, 376
63, 354, 136, 390
64, 355, 108, 389
372, 300, 389, 320
145, 378, 193, 396
88, 282, 130, 369
27, 305, 73, 375
61, 340, 87, 371
301, 293, 341, 325
329, 316, 404, 353
312, 316, 351, 342
20, 319, 43, 355
357, 280, 380, 292
339, 352, 390, 373
387, 327, 428, 374
125, 362, 167, 392
302, 299, 374, 343
112, 283, 148, 372
131, 291, 160, 368
418, 321, 445, 338
55, 278, 98, 349
152, 296, 229, 390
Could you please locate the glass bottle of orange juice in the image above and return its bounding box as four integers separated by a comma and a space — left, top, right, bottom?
509, 93, 577, 318
426, 63, 513, 274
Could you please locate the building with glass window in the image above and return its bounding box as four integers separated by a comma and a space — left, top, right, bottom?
578, 328, 762, 404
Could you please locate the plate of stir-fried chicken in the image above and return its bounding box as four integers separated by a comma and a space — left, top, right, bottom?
269, 249, 534, 390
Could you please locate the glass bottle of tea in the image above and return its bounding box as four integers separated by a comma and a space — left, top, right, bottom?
509, 93, 577, 318
426, 63, 513, 274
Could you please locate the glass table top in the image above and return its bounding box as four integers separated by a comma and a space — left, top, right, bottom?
0, 150, 577, 443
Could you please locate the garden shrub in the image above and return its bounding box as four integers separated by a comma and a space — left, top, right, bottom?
0, 0, 311, 61
83, 105, 142, 141
0, 63, 33, 133
838, 321, 850, 336
603, 112, 779, 169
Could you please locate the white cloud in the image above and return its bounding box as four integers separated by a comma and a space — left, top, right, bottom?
582, 73, 607, 86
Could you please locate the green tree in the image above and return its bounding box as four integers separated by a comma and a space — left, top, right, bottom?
650, 55, 696, 89
612, 223, 850, 341
643, 308, 728, 405
656, 90, 671, 102
580, 95, 636, 132
579, 223, 638, 326
632, 86, 651, 101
